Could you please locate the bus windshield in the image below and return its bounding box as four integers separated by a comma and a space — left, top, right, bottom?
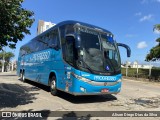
79, 31, 121, 74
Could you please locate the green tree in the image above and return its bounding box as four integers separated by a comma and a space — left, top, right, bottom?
146, 24, 160, 61
0, 0, 34, 50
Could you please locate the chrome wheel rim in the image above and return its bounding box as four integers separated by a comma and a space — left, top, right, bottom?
22, 73, 25, 81
51, 80, 56, 91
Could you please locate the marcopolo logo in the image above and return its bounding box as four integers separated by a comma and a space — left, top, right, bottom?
94, 76, 116, 81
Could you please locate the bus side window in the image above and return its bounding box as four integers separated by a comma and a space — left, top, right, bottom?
37, 36, 47, 51
48, 29, 59, 49
30, 39, 37, 53
59, 25, 67, 59
23, 44, 31, 54
20, 48, 26, 56
42, 36, 48, 49
36, 39, 40, 51
66, 24, 74, 34
65, 36, 74, 65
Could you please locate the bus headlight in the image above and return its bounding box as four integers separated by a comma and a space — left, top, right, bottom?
117, 79, 122, 83
71, 73, 91, 82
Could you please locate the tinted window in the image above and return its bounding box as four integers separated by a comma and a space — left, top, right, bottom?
65, 24, 74, 34
65, 36, 74, 65
81, 32, 100, 50
59, 24, 75, 60
36, 29, 59, 52
19, 47, 26, 56
48, 30, 59, 47
21, 44, 31, 55
60, 25, 67, 59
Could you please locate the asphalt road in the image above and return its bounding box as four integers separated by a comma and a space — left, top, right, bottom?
0, 72, 159, 120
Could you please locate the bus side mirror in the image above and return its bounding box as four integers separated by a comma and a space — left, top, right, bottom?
117, 43, 131, 57
75, 35, 81, 49
65, 34, 75, 43
65, 34, 81, 49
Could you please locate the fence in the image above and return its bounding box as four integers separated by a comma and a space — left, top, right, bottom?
121, 68, 160, 82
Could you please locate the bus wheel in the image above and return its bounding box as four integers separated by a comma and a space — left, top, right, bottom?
21, 71, 26, 82
50, 76, 58, 96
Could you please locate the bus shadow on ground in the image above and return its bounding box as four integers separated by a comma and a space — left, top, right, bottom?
58, 91, 117, 104
22, 79, 117, 104
0, 83, 39, 109
24, 79, 50, 92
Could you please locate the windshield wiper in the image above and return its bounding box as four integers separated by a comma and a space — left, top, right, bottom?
79, 60, 94, 74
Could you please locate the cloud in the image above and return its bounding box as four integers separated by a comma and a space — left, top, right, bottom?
154, 29, 160, 34
137, 41, 148, 49
139, 14, 153, 22
141, 0, 160, 4
135, 12, 142, 16
155, 0, 160, 3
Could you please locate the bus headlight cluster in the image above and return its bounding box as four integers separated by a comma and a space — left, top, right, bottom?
71, 73, 91, 83
116, 79, 122, 83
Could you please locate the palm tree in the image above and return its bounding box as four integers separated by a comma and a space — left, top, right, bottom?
146, 24, 160, 61
0, 51, 14, 72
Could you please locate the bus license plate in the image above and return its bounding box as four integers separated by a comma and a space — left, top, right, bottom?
101, 89, 109, 93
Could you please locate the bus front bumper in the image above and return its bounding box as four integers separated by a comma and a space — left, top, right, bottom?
69, 75, 122, 95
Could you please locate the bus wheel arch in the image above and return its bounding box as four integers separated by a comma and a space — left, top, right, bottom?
49, 72, 58, 96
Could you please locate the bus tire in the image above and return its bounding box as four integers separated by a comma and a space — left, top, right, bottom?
21, 71, 26, 82
50, 76, 58, 96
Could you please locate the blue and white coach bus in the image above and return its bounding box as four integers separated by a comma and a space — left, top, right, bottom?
17, 20, 131, 96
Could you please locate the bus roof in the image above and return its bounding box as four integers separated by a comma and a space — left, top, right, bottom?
21, 20, 112, 48
39, 20, 112, 36
57, 20, 112, 33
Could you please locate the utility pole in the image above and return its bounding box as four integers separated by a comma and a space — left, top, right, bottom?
126, 61, 128, 77
149, 61, 152, 77
126, 66, 128, 77
1, 50, 5, 72
11, 61, 13, 71
11, 49, 15, 71
136, 61, 139, 78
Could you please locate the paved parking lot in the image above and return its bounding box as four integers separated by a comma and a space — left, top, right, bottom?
0, 72, 159, 120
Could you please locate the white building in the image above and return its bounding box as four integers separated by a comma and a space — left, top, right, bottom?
121, 61, 153, 69
37, 20, 56, 35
